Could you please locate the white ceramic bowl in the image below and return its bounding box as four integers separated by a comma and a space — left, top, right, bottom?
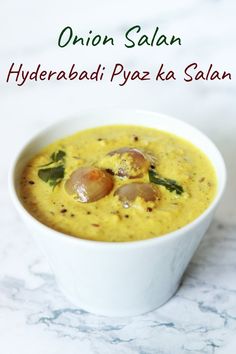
9, 109, 226, 317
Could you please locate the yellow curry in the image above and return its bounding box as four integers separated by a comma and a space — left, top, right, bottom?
20, 125, 216, 242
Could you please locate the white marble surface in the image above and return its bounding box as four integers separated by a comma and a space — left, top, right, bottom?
1, 1, 236, 353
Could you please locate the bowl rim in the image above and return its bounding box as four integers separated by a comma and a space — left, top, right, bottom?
9, 108, 227, 249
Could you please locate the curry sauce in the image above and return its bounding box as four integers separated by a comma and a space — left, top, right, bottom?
20, 125, 216, 242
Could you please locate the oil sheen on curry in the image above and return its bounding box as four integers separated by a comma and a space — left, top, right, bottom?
20, 125, 216, 242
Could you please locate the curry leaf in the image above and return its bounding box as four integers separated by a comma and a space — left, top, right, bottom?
38, 150, 66, 188
149, 169, 184, 195
38, 165, 65, 186
51, 150, 66, 162
40, 150, 66, 167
